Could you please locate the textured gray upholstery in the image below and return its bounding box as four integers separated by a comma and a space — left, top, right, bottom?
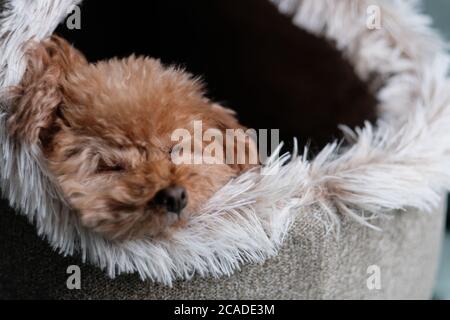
0, 197, 445, 299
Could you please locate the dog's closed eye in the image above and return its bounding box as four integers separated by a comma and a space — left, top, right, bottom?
96, 158, 126, 174
64, 147, 82, 160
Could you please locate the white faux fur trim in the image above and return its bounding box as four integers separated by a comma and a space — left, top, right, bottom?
1, 0, 450, 285
0, 0, 82, 91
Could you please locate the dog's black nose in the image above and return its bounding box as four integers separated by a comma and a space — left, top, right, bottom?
153, 186, 188, 214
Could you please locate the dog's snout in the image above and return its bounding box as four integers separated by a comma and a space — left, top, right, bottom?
153, 186, 188, 214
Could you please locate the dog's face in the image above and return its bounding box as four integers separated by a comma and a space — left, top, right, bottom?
7, 37, 256, 240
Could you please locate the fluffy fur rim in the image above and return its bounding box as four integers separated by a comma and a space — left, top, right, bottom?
1, 0, 449, 285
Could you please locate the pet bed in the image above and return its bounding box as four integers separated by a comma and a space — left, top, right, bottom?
0, 0, 449, 299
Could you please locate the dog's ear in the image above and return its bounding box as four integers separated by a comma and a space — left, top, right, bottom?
210, 104, 259, 172
7, 36, 87, 145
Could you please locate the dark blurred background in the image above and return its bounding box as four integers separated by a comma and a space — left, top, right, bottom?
423, 0, 450, 300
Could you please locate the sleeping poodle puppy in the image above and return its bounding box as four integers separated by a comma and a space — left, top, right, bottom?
7, 36, 257, 241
